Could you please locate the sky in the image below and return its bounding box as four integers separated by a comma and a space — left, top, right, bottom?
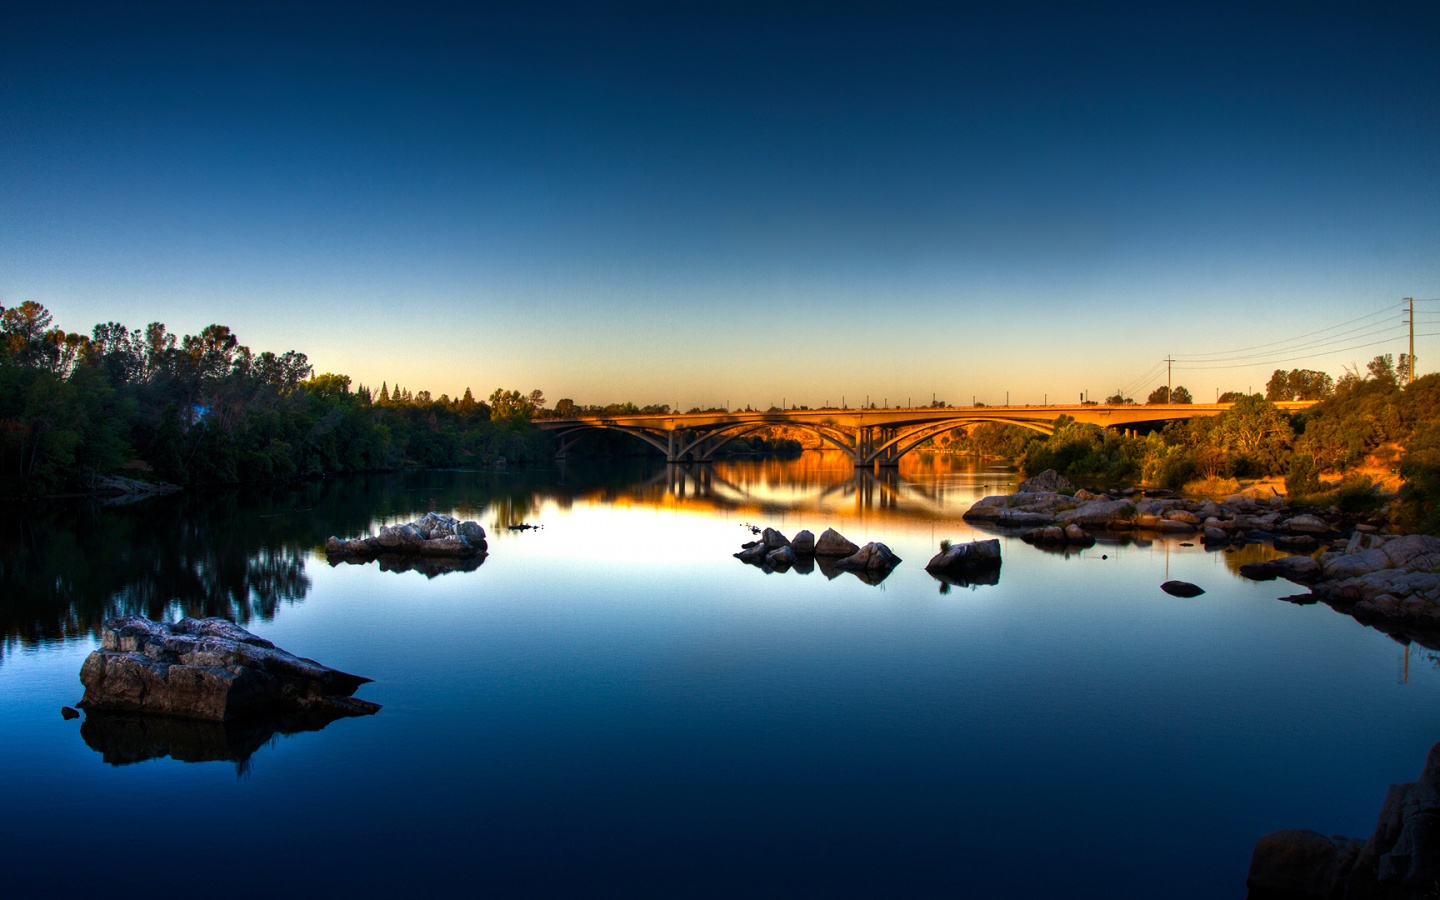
2, 1, 1439, 409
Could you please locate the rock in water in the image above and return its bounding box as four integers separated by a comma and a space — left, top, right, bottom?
814, 528, 860, 557
327, 513, 487, 560
925, 539, 1002, 575
762, 527, 790, 550
1161, 580, 1205, 597
835, 542, 902, 572
78, 617, 380, 722
791, 529, 815, 555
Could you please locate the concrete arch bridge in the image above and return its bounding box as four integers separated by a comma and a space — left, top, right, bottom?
535, 402, 1314, 469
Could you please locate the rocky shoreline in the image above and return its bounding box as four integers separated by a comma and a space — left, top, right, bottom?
1248, 742, 1440, 899
963, 470, 1440, 644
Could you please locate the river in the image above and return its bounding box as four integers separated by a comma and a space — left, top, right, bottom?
1, 453, 1434, 898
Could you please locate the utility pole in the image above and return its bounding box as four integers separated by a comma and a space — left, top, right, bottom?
1165, 355, 1174, 403
1406, 297, 1416, 384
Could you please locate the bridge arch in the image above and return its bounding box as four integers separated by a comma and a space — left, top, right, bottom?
872, 417, 1057, 464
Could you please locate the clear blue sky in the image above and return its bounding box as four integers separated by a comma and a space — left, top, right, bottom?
3, 1, 1438, 408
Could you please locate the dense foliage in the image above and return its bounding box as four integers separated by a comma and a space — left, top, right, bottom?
1010, 356, 1440, 531
0, 302, 552, 495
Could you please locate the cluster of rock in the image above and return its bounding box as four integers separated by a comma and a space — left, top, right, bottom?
78, 616, 380, 722
966, 469, 1341, 550
1248, 742, 1440, 899
326, 512, 488, 561
1241, 532, 1440, 645
924, 539, 1002, 587
734, 527, 902, 583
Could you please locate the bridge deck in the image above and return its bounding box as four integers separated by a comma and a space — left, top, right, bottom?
535, 402, 1314, 432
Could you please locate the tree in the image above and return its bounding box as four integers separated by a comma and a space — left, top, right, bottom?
1218, 391, 1247, 403
1146, 385, 1191, 404
1367, 354, 1398, 387
1265, 369, 1291, 401
1400, 353, 1418, 384
1207, 395, 1295, 476
1105, 391, 1134, 405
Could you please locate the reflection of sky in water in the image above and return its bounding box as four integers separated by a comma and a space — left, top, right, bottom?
2, 460, 1438, 897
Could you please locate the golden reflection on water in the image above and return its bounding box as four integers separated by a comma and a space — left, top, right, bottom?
552, 451, 1019, 527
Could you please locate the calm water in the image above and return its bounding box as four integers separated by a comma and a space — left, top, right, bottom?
3, 454, 1437, 898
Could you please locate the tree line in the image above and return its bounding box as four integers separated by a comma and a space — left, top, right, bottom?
953, 354, 1440, 532
0, 302, 552, 495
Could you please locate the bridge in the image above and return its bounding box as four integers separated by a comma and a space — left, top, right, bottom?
535, 402, 1316, 469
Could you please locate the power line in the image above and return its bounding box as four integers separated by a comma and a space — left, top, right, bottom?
1175, 335, 1415, 371
1179, 321, 1406, 366
1171, 303, 1403, 360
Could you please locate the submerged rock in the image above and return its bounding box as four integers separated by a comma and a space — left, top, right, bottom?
1161, 580, 1205, 597
78, 617, 380, 723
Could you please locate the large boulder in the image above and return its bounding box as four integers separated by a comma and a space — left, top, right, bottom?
765, 545, 798, 570
1248, 742, 1440, 899
791, 530, 815, 555
814, 528, 860, 557
926, 539, 1001, 575
1239, 555, 1323, 584
1017, 469, 1074, 494
762, 528, 791, 550
835, 542, 902, 572
78, 617, 380, 722
1284, 514, 1334, 535
1059, 499, 1137, 528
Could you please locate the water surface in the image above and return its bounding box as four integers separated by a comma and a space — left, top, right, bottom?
2, 454, 1434, 898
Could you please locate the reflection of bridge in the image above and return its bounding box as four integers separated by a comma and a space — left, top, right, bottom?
537, 403, 1314, 468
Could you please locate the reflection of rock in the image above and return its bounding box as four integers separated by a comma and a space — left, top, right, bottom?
814, 528, 860, 557
1247, 742, 1440, 899
841, 564, 896, 586
926, 539, 1002, 578
80, 707, 366, 769
375, 554, 486, 578
929, 568, 1001, 589
79, 617, 380, 722
326, 512, 487, 560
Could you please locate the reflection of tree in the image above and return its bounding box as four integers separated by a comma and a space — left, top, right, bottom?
0, 489, 328, 656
